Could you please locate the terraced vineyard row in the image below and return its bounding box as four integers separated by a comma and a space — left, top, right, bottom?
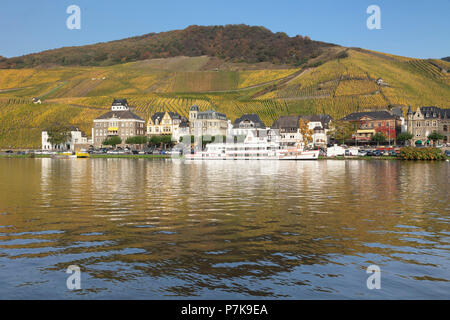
0, 100, 103, 148
128, 95, 213, 121
335, 80, 379, 96
406, 60, 448, 81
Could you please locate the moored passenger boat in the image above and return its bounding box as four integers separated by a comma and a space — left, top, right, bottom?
185, 133, 319, 160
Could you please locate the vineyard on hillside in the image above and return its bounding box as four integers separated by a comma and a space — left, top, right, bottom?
0, 48, 449, 148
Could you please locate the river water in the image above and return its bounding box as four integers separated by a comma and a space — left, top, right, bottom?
0, 158, 448, 299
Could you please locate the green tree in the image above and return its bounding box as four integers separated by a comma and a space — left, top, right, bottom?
46, 124, 71, 148
149, 135, 161, 147
102, 136, 122, 148
396, 132, 413, 145
331, 121, 355, 145
427, 132, 444, 147
372, 132, 386, 146
148, 135, 173, 149
125, 136, 148, 145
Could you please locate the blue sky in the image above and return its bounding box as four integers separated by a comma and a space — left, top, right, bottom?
1, 0, 449, 59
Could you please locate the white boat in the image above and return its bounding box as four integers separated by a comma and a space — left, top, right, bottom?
184, 133, 319, 161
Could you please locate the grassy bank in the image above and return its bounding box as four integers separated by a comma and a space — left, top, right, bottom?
89, 154, 170, 159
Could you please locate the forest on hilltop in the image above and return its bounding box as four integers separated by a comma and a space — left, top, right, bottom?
0, 25, 338, 69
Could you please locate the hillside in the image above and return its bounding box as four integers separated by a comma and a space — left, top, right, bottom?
0, 36, 449, 149
0, 25, 339, 69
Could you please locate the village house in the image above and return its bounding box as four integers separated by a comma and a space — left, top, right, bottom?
189, 105, 228, 137
32, 97, 41, 104
271, 114, 332, 148
340, 110, 401, 143
300, 114, 333, 147
92, 99, 145, 148
147, 111, 187, 141
406, 106, 450, 145
172, 120, 190, 142
229, 114, 267, 136
271, 115, 304, 147
41, 126, 90, 151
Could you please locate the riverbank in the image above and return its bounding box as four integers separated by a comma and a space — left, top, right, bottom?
0, 154, 448, 160
0, 153, 170, 159
90, 154, 170, 159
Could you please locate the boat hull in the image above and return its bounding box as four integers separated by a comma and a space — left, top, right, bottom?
185, 150, 319, 161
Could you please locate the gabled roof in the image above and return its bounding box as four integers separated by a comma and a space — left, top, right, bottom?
197, 110, 227, 120
420, 106, 450, 119
340, 111, 396, 121
300, 114, 333, 129
391, 107, 403, 118
150, 111, 182, 124
233, 114, 266, 128
272, 115, 301, 129
112, 99, 129, 107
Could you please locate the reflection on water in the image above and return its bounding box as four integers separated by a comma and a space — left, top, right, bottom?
0, 158, 448, 299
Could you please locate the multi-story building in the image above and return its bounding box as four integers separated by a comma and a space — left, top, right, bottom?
340, 110, 401, 143
271, 115, 303, 147
229, 114, 267, 137
92, 99, 146, 148
300, 115, 333, 147
406, 106, 450, 146
189, 105, 228, 137
147, 111, 187, 136
271, 114, 332, 147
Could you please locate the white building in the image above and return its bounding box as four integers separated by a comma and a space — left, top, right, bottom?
41, 127, 89, 151
300, 115, 332, 147
229, 114, 267, 137
172, 120, 190, 142
189, 105, 228, 137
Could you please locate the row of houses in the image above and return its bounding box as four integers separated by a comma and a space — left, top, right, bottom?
42, 99, 449, 150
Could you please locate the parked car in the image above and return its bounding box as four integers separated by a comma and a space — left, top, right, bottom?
365, 151, 374, 156
358, 150, 367, 156
132, 150, 139, 155
388, 150, 398, 156
445, 150, 450, 157
372, 150, 382, 157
